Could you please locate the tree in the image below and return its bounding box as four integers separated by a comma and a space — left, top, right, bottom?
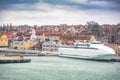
87, 21, 102, 37
104, 27, 110, 38
111, 35, 115, 43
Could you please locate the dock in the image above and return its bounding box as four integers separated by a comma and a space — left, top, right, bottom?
111, 56, 120, 62
0, 48, 41, 54
0, 48, 58, 56
0, 56, 31, 63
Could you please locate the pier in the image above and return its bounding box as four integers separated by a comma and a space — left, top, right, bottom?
0, 48, 41, 54
0, 48, 58, 56
0, 48, 120, 62
111, 56, 120, 62
0, 56, 31, 63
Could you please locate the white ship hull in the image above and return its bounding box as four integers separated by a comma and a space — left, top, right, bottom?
59, 42, 116, 60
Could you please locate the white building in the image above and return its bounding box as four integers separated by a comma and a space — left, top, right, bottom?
42, 41, 59, 55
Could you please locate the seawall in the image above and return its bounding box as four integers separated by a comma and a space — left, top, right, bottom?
0, 56, 31, 63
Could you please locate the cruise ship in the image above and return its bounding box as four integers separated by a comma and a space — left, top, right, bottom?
58, 41, 116, 60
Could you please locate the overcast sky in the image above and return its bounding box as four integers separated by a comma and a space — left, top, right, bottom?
0, 0, 120, 26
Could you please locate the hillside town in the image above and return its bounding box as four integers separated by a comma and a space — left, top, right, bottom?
0, 21, 120, 55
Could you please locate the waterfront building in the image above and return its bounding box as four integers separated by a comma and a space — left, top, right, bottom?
32, 41, 42, 50
41, 41, 59, 55
9, 40, 38, 50
6, 32, 14, 41
45, 31, 62, 41
35, 30, 46, 41
35, 30, 62, 42
0, 33, 8, 47
9, 27, 39, 50
74, 35, 95, 43
60, 34, 95, 44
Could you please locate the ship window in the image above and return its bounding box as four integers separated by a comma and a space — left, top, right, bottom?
91, 41, 102, 44
76, 44, 89, 46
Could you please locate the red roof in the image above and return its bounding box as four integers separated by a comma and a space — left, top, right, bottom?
106, 44, 117, 48
35, 30, 63, 36
45, 31, 62, 36
24, 32, 31, 37
20, 29, 27, 33
0, 32, 7, 36
24, 37, 30, 41
75, 35, 92, 40
66, 40, 74, 45
33, 41, 42, 48
7, 35, 13, 40
17, 36, 24, 41
0, 32, 13, 39
61, 34, 93, 40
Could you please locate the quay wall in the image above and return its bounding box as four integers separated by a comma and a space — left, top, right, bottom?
0, 48, 41, 54
0, 48, 58, 56
0, 56, 31, 63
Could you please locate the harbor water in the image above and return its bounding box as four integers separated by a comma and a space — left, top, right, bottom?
0, 56, 120, 80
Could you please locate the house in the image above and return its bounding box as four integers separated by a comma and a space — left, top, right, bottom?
35, 30, 46, 41
60, 33, 75, 44
10, 40, 38, 50
41, 41, 59, 55
6, 32, 14, 41
45, 31, 62, 41
9, 29, 38, 50
74, 35, 95, 43
32, 41, 42, 50
0, 33, 8, 47
60, 34, 95, 44
35, 30, 62, 42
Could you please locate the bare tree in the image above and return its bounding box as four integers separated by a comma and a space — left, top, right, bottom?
87, 21, 102, 37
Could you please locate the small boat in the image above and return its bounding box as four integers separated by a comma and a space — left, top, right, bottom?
58, 41, 116, 60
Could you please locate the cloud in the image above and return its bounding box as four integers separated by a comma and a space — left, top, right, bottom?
68, 0, 120, 11
0, 0, 120, 11
0, 0, 120, 25
0, 0, 39, 10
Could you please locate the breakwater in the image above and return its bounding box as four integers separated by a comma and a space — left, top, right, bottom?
0, 48, 58, 56
0, 48, 41, 54
0, 56, 31, 63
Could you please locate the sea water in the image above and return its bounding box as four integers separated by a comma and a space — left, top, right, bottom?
0, 56, 120, 80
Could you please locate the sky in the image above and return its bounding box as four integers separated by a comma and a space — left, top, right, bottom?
0, 0, 120, 26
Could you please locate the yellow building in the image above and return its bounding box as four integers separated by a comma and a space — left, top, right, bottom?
0, 34, 8, 47
60, 34, 96, 44
10, 40, 37, 50
75, 35, 96, 43
45, 31, 62, 41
